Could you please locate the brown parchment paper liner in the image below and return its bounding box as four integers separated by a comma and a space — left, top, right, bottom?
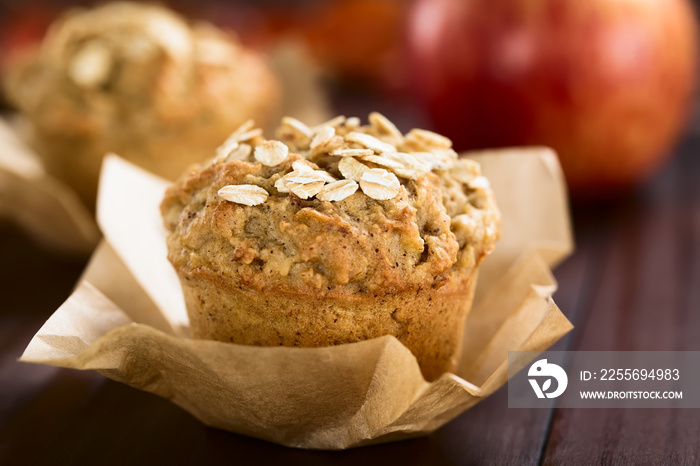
21, 148, 574, 450
0, 40, 330, 255
0, 118, 100, 254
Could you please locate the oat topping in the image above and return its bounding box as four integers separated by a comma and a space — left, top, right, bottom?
338, 156, 371, 182
216, 120, 260, 159
330, 148, 374, 157
450, 158, 480, 184
411, 150, 457, 171
361, 154, 406, 171
404, 128, 453, 151
235, 128, 264, 144
345, 116, 361, 130
282, 170, 329, 185
383, 152, 432, 180
228, 143, 252, 162
313, 115, 346, 131
316, 179, 358, 202
206, 114, 486, 204
218, 184, 269, 206
218, 120, 253, 148
312, 170, 337, 183
212, 142, 253, 165
230, 119, 256, 137
359, 168, 400, 200
286, 180, 325, 199
368, 112, 403, 143
291, 160, 314, 172
345, 131, 396, 154
254, 140, 289, 166
310, 125, 336, 151
275, 165, 335, 198
281, 116, 314, 138
214, 140, 238, 161
274, 178, 290, 193
215, 140, 238, 160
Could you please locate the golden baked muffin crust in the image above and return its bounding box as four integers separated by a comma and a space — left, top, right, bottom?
161, 114, 500, 381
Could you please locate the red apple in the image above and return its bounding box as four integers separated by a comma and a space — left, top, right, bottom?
407, 0, 698, 197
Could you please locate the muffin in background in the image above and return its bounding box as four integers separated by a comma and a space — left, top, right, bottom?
161, 113, 500, 381
5, 2, 280, 208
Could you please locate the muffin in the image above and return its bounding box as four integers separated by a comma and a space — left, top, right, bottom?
5, 2, 280, 208
161, 114, 500, 381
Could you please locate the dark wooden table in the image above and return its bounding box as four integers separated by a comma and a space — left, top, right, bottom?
1, 107, 699, 464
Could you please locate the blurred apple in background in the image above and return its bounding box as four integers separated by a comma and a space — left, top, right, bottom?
408, 0, 698, 198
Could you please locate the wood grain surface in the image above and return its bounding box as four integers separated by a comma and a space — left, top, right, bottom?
1, 121, 699, 465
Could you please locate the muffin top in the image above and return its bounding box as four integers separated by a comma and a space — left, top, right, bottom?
161, 114, 500, 296
5, 2, 278, 140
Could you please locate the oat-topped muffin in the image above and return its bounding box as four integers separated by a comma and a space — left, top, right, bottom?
161, 114, 500, 381
5, 2, 280, 208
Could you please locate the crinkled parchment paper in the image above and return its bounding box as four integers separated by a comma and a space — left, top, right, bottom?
21, 149, 573, 450
0, 118, 100, 254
